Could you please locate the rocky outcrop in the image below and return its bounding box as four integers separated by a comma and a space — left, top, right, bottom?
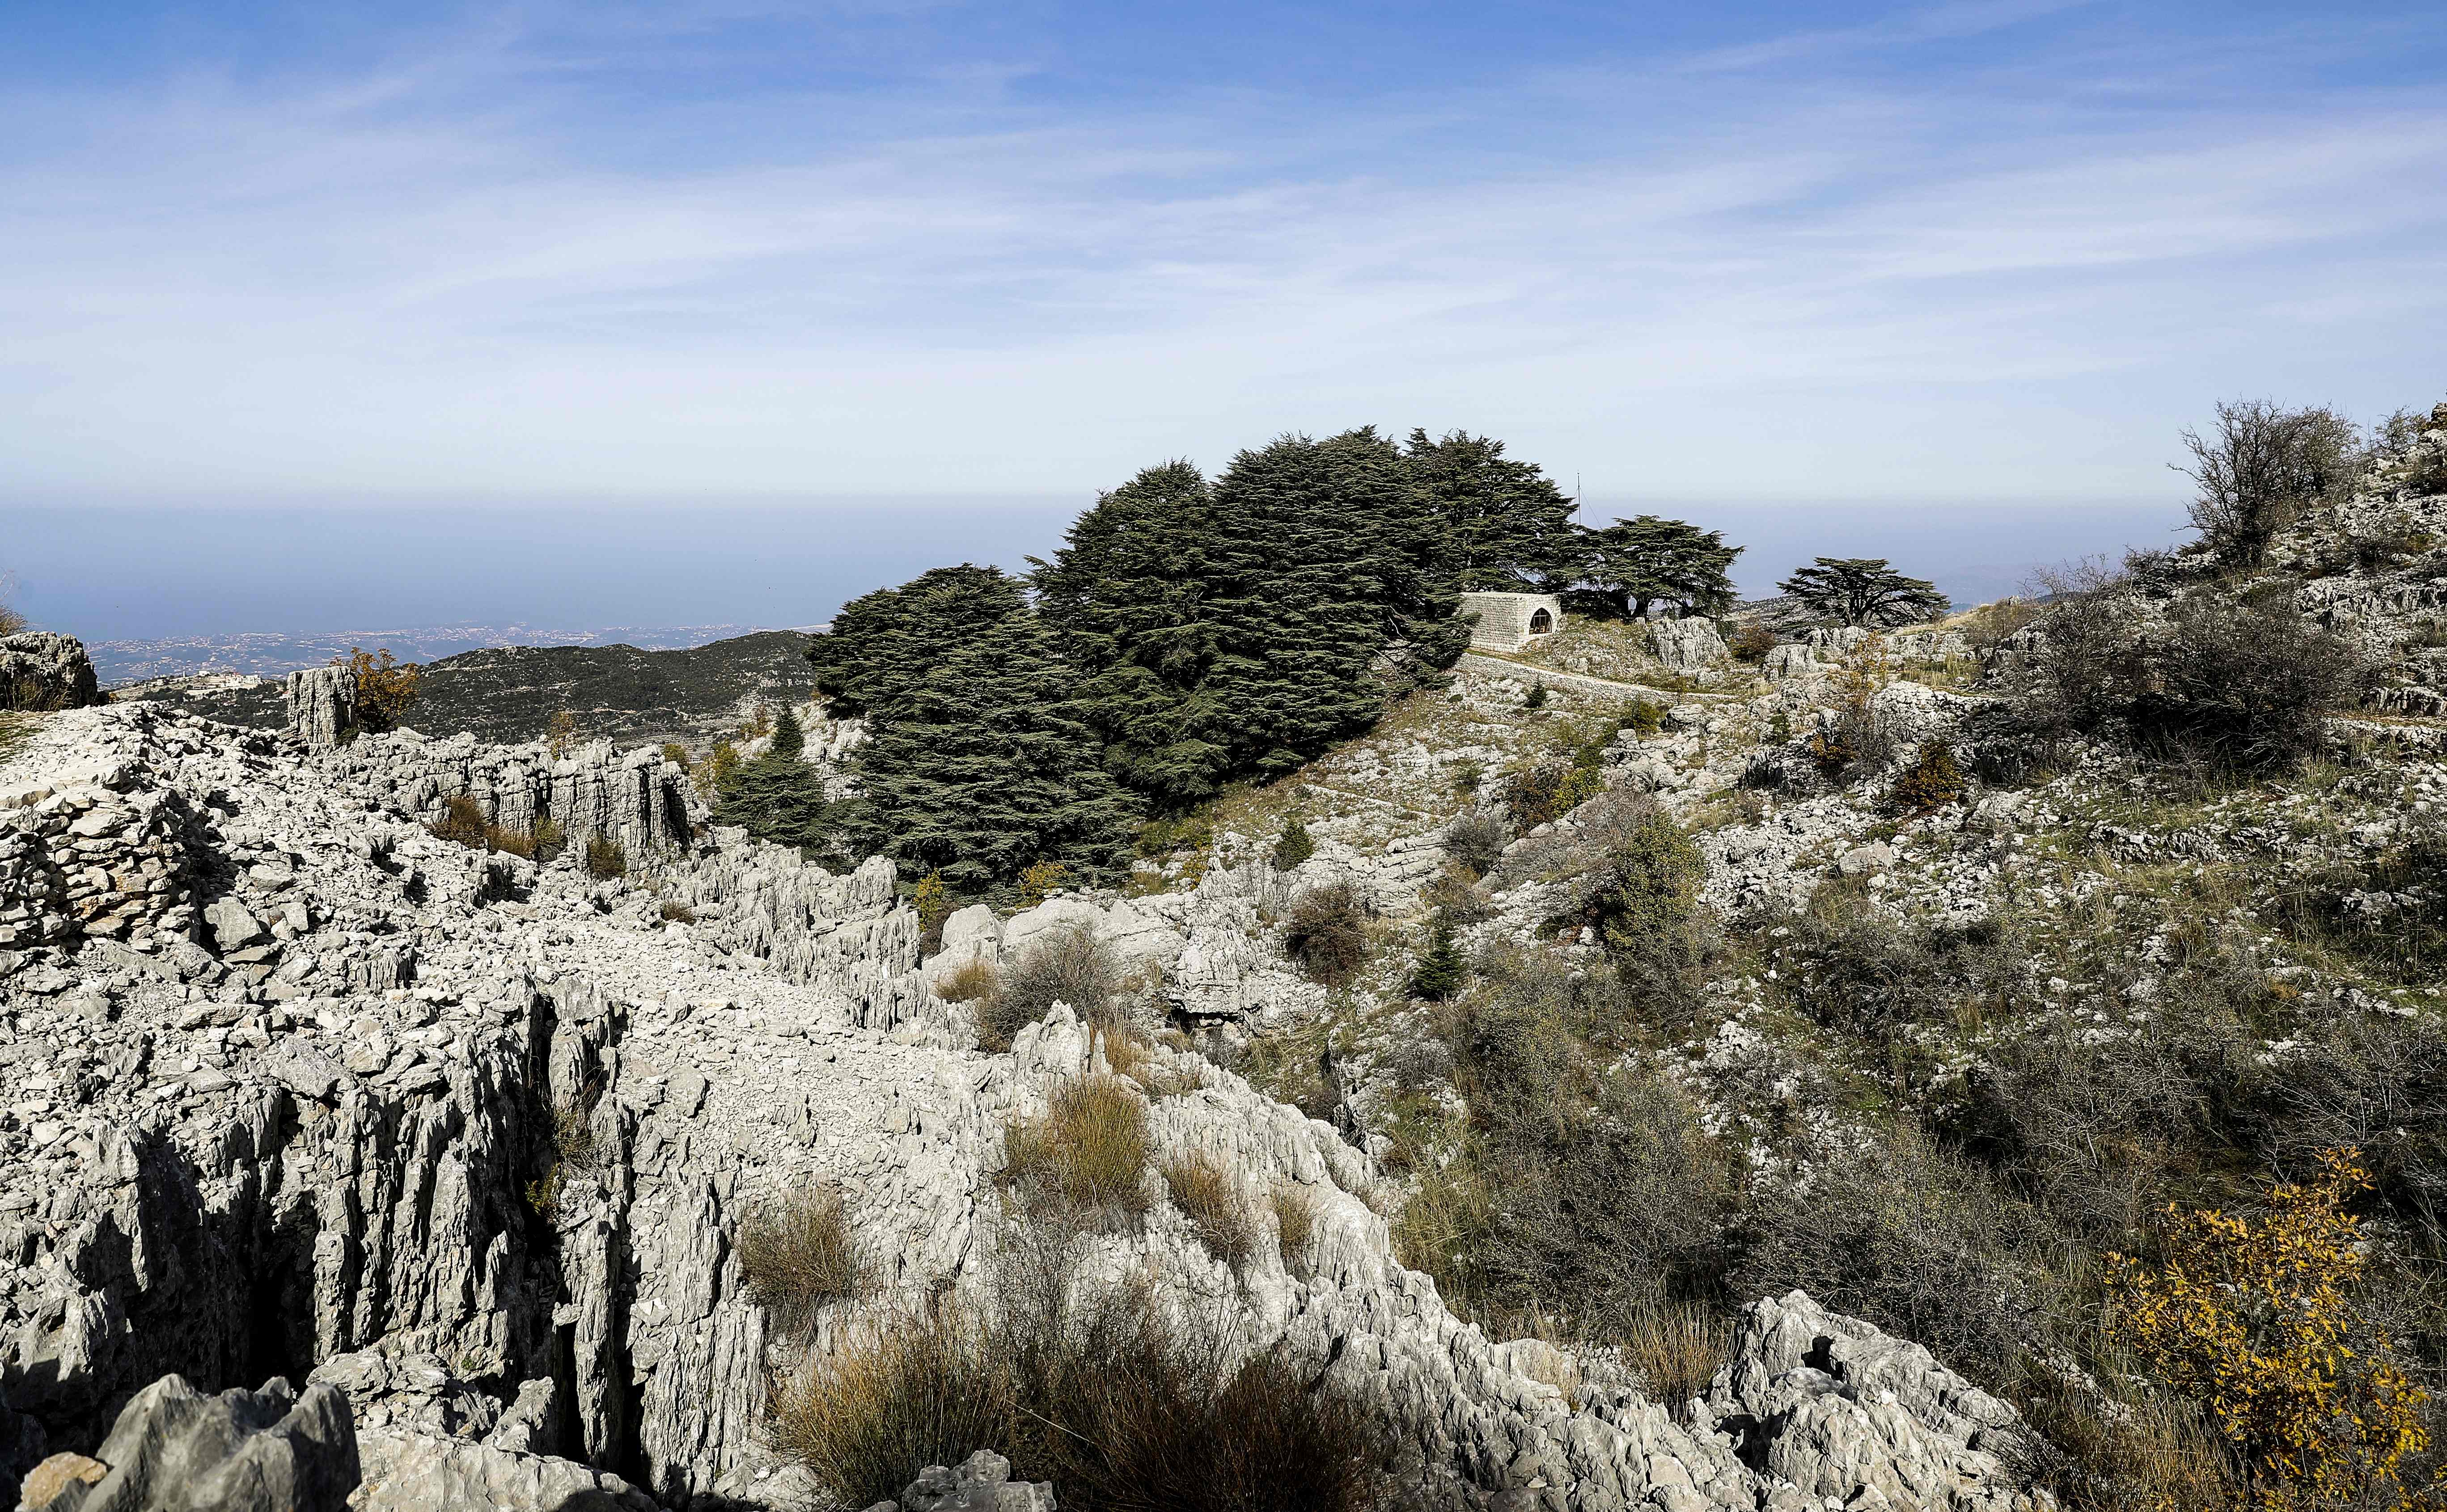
282, 668, 357, 750
14, 1375, 357, 1512
0, 636, 101, 715
1704, 1292, 2044, 1512
891, 1450, 1054, 1512
0, 703, 2060, 1512
1648, 617, 1731, 673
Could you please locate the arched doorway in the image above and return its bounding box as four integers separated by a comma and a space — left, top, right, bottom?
1528, 608, 1553, 635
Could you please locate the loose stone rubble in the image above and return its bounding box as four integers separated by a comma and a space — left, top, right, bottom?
0, 699, 2054, 1511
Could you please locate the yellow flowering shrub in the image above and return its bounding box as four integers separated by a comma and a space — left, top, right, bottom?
2110, 1149, 2431, 1509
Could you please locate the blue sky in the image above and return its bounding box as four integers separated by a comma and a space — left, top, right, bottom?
4, 2, 2444, 635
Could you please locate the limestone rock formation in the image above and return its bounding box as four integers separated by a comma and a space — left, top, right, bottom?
282, 667, 356, 750
1647, 617, 1731, 673
13, 1375, 357, 1512
0, 699, 2060, 1512
0, 635, 101, 714
894, 1450, 1054, 1512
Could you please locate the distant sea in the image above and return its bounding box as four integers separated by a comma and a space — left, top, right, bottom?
9, 493, 2191, 667
87, 623, 814, 685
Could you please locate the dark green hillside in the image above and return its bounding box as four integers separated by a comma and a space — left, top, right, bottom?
133, 630, 816, 748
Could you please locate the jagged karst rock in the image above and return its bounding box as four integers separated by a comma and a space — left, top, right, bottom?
897, 1449, 1054, 1512
1704, 1292, 2045, 1512
15, 1375, 357, 1512
351, 1428, 657, 1512
1647, 617, 1732, 673
0, 699, 2068, 1512
282, 668, 357, 751
0, 635, 102, 714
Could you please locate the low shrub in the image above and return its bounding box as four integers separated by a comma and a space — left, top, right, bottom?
1017, 860, 1072, 908
337, 646, 421, 733
2130, 602, 2370, 772
1269, 1183, 1321, 1270
1732, 1133, 2039, 1388
483, 824, 538, 859
999, 1076, 1152, 1226
912, 870, 950, 953
1888, 739, 1967, 816
1283, 882, 1371, 986
1161, 1151, 1258, 1268
936, 956, 1001, 1004
658, 900, 696, 924
1270, 818, 1316, 872
1442, 811, 1509, 877
2110, 1149, 2429, 1507
1522, 680, 1548, 710
981, 923, 1122, 1049
585, 834, 627, 880
739, 1184, 861, 1337
1729, 621, 1777, 663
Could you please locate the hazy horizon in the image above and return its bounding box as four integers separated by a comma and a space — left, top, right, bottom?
13, 492, 2189, 648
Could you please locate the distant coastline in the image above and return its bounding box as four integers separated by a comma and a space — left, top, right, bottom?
89, 622, 828, 686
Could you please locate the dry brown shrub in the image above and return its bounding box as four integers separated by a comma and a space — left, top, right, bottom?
658, 900, 697, 924
739, 1184, 861, 1337
1160, 1151, 1258, 1268
585, 833, 627, 879
335, 646, 421, 732
982, 922, 1123, 1050
999, 1076, 1152, 1226
1283, 882, 1371, 986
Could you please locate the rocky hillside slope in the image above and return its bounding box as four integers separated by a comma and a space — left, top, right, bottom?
0, 697, 2051, 1510
125, 630, 817, 750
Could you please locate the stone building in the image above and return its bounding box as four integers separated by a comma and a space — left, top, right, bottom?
1458, 591, 1563, 653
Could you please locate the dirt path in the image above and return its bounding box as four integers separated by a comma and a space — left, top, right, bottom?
1453, 650, 1742, 702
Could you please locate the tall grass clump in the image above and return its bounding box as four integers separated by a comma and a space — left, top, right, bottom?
999, 1076, 1152, 1227
773, 1279, 1387, 1512
738, 1183, 861, 1337
1160, 1151, 1258, 1268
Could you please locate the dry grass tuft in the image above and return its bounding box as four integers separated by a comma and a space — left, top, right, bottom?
1622, 1303, 1731, 1423
585, 833, 627, 879
769, 1301, 1007, 1508
658, 900, 696, 924
773, 1284, 1387, 1512
1103, 1026, 1198, 1098
429, 795, 488, 848
1161, 1151, 1259, 1268
1269, 1183, 1322, 1271
998, 1076, 1152, 1226
738, 1184, 862, 1337
936, 956, 1000, 1004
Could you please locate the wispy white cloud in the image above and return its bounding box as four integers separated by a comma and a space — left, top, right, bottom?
0, 4, 2442, 501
